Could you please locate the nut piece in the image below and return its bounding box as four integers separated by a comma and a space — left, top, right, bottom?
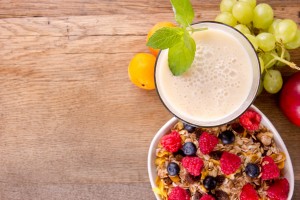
174, 121, 184, 131
257, 132, 273, 146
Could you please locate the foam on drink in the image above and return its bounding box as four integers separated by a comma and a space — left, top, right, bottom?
156, 26, 255, 124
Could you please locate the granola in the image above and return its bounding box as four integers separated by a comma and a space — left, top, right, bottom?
154, 112, 288, 200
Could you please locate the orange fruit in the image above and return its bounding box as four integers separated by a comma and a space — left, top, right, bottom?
128, 53, 156, 90
147, 22, 176, 57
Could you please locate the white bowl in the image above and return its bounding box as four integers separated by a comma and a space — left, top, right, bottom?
148, 105, 294, 199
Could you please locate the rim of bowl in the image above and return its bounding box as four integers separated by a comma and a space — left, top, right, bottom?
154, 21, 261, 128
147, 105, 294, 200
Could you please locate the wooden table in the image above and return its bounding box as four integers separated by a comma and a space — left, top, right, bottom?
0, 0, 299, 199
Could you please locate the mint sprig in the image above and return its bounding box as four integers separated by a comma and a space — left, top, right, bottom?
146, 27, 184, 49
146, 0, 200, 76
169, 30, 196, 75
170, 0, 194, 28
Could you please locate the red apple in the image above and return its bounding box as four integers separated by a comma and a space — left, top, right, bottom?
280, 72, 300, 127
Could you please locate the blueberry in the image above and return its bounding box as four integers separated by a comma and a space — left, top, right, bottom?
167, 162, 180, 176
184, 123, 196, 133
182, 142, 197, 156
203, 176, 217, 190
245, 163, 260, 178
219, 130, 235, 144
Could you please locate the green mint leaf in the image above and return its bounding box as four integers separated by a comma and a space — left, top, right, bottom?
170, 0, 194, 27
168, 30, 196, 76
146, 27, 184, 49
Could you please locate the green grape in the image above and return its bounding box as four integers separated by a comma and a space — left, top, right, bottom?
256, 33, 276, 52
268, 19, 282, 34
285, 29, 300, 50
239, 0, 256, 9
263, 70, 283, 94
215, 12, 237, 27
220, 0, 237, 12
245, 34, 258, 50
234, 24, 251, 35
261, 51, 277, 69
276, 47, 290, 67
259, 56, 265, 74
274, 19, 298, 43
232, 2, 253, 25
253, 3, 274, 30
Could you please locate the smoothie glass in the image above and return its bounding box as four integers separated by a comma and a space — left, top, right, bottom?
155, 21, 261, 127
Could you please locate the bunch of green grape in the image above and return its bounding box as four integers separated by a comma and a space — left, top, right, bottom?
215, 0, 300, 94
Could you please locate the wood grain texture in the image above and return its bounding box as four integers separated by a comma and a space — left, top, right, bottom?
0, 0, 299, 199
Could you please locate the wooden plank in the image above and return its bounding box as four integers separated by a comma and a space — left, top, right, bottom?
0, 0, 299, 18
0, 182, 154, 200
0, 7, 299, 38
0, 14, 174, 37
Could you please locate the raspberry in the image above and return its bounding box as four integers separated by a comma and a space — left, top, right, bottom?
199, 132, 219, 154
261, 156, 280, 180
182, 156, 204, 176
161, 131, 182, 152
168, 186, 190, 200
267, 178, 290, 200
220, 151, 241, 175
240, 183, 259, 200
239, 109, 261, 131
200, 194, 215, 200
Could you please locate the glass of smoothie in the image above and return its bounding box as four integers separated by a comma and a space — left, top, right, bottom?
155, 21, 261, 127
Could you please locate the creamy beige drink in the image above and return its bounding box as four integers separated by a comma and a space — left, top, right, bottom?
155, 22, 260, 126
